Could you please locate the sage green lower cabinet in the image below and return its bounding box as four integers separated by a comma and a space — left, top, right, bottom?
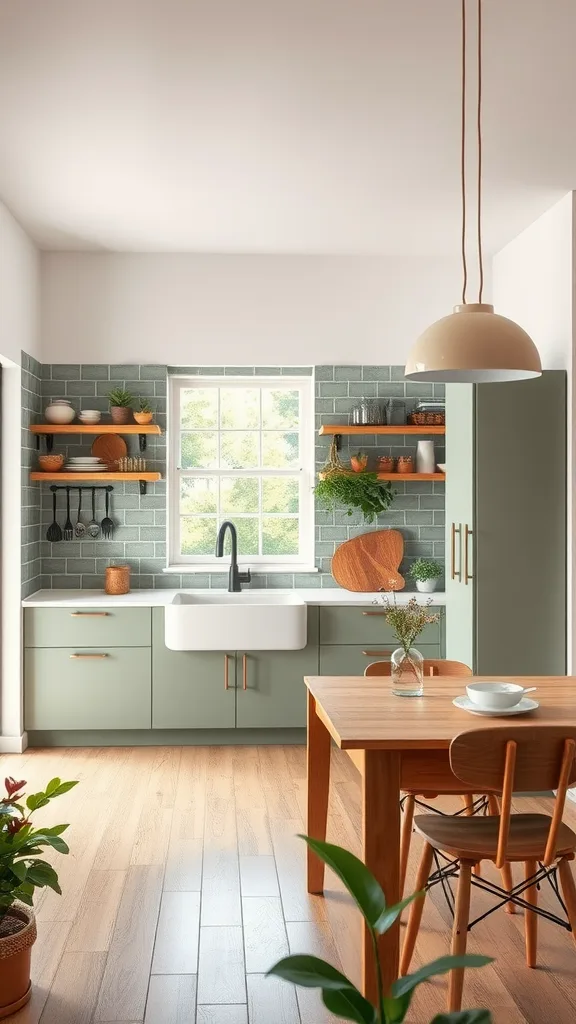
24, 647, 151, 730
152, 609, 235, 728
319, 643, 441, 678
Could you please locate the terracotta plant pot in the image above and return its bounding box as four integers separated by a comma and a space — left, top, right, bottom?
0, 904, 37, 1019
110, 406, 132, 425
133, 411, 153, 425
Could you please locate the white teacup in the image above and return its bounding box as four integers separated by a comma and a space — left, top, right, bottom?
466, 681, 535, 710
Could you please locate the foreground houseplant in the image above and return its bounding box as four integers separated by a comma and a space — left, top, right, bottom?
0, 775, 78, 1017
269, 836, 491, 1023
107, 387, 134, 425
409, 558, 443, 594
379, 596, 440, 696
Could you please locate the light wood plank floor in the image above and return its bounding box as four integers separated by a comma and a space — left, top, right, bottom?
2, 744, 576, 1023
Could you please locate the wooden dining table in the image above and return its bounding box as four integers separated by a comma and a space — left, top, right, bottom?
304, 674, 576, 1003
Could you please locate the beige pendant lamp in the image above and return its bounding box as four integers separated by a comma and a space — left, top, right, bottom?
405, 0, 541, 383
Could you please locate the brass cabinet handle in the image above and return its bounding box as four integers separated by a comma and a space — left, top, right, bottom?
71, 611, 109, 617
69, 653, 108, 659
242, 653, 248, 691
362, 611, 386, 617
464, 523, 474, 584
224, 653, 230, 690
363, 650, 392, 657
451, 522, 461, 581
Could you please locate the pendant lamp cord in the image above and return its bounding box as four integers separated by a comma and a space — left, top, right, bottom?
461, 0, 484, 305
460, 0, 468, 304
476, 0, 484, 303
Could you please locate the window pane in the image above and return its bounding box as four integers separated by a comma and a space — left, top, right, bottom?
262, 477, 299, 514
181, 388, 218, 429
180, 477, 217, 514
221, 476, 259, 514
262, 431, 299, 467
262, 517, 299, 555
262, 389, 299, 429
181, 432, 218, 469
220, 388, 260, 429
219, 517, 259, 556
220, 431, 259, 468
181, 517, 217, 555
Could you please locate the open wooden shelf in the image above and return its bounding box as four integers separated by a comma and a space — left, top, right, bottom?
30, 424, 161, 436
318, 471, 445, 481
30, 472, 161, 483
319, 424, 445, 436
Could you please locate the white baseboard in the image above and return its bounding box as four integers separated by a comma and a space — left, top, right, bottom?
0, 732, 28, 753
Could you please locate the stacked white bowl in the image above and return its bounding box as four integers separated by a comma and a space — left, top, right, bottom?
79, 410, 101, 424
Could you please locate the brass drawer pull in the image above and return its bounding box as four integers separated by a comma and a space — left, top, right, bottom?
363, 650, 392, 657
69, 653, 108, 659
464, 523, 474, 584
224, 653, 230, 690
242, 653, 248, 691
362, 611, 386, 617
70, 611, 109, 617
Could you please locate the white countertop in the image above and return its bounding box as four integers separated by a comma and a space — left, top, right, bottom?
22, 588, 446, 608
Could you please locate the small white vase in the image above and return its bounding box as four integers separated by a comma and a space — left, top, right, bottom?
416, 579, 437, 593
416, 439, 435, 474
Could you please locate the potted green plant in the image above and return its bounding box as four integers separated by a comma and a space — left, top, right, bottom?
133, 399, 154, 426
380, 596, 440, 696
269, 835, 491, 1023
0, 775, 78, 1016
409, 558, 443, 594
107, 387, 134, 425
315, 473, 394, 524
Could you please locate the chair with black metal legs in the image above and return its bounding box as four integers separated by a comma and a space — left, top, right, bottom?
400, 725, 576, 1013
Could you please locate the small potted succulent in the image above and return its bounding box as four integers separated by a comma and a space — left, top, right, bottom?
409, 557, 443, 594
133, 399, 154, 426
269, 835, 491, 1023
350, 451, 368, 473
0, 775, 78, 1016
107, 387, 134, 425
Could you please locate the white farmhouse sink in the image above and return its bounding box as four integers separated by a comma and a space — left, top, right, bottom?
165, 591, 307, 651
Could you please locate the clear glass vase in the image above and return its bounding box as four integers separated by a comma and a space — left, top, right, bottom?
391, 647, 424, 696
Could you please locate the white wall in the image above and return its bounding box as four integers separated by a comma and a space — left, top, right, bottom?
41, 253, 465, 365
0, 200, 39, 751
493, 193, 575, 673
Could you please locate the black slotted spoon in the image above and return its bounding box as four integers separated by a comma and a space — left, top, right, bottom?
46, 490, 62, 542
63, 486, 74, 541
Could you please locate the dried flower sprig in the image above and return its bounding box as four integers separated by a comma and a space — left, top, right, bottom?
377, 595, 440, 654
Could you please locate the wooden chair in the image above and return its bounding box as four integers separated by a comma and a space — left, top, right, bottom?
400, 726, 576, 1012
363, 659, 510, 897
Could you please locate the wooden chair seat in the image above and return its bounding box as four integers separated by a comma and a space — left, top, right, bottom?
414, 812, 576, 863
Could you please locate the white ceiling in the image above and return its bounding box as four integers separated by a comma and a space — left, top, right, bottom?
0, 0, 573, 253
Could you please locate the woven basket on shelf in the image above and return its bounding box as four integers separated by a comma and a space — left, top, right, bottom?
105, 565, 131, 595
408, 411, 445, 425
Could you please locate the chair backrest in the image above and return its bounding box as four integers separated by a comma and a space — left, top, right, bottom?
364, 659, 472, 678
450, 726, 576, 866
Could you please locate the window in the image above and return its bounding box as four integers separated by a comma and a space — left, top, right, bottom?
168, 376, 315, 570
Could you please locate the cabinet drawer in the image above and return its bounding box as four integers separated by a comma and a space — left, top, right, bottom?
319, 643, 441, 677
319, 605, 442, 646
24, 607, 151, 648
24, 647, 151, 730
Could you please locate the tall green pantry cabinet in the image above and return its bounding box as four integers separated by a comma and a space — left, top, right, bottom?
445, 372, 566, 674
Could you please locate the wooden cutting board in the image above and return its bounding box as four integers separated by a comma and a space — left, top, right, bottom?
91, 433, 127, 468
331, 529, 405, 592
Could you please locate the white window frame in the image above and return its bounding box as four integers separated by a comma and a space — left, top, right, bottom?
167, 375, 316, 573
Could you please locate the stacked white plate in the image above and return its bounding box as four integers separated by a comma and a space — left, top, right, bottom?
65, 457, 108, 472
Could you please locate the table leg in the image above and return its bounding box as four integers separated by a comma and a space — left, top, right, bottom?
306, 691, 332, 894
362, 749, 401, 1001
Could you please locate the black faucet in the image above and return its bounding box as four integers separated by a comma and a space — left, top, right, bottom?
215, 521, 252, 592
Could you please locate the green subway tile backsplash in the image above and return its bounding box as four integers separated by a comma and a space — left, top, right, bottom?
24, 363, 445, 592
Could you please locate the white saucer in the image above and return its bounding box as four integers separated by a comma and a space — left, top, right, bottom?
453, 695, 539, 717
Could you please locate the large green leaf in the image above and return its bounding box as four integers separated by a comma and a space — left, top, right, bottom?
30, 833, 70, 855
26, 861, 62, 893
45, 778, 62, 796
300, 836, 386, 928
322, 987, 378, 1023
374, 891, 422, 935
267, 954, 355, 991
393, 955, 493, 998
50, 781, 78, 798
383, 990, 413, 1022
431, 1012, 492, 1023
10, 861, 27, 882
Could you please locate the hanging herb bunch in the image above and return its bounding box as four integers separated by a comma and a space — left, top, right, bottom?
315, 440, 395, 524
